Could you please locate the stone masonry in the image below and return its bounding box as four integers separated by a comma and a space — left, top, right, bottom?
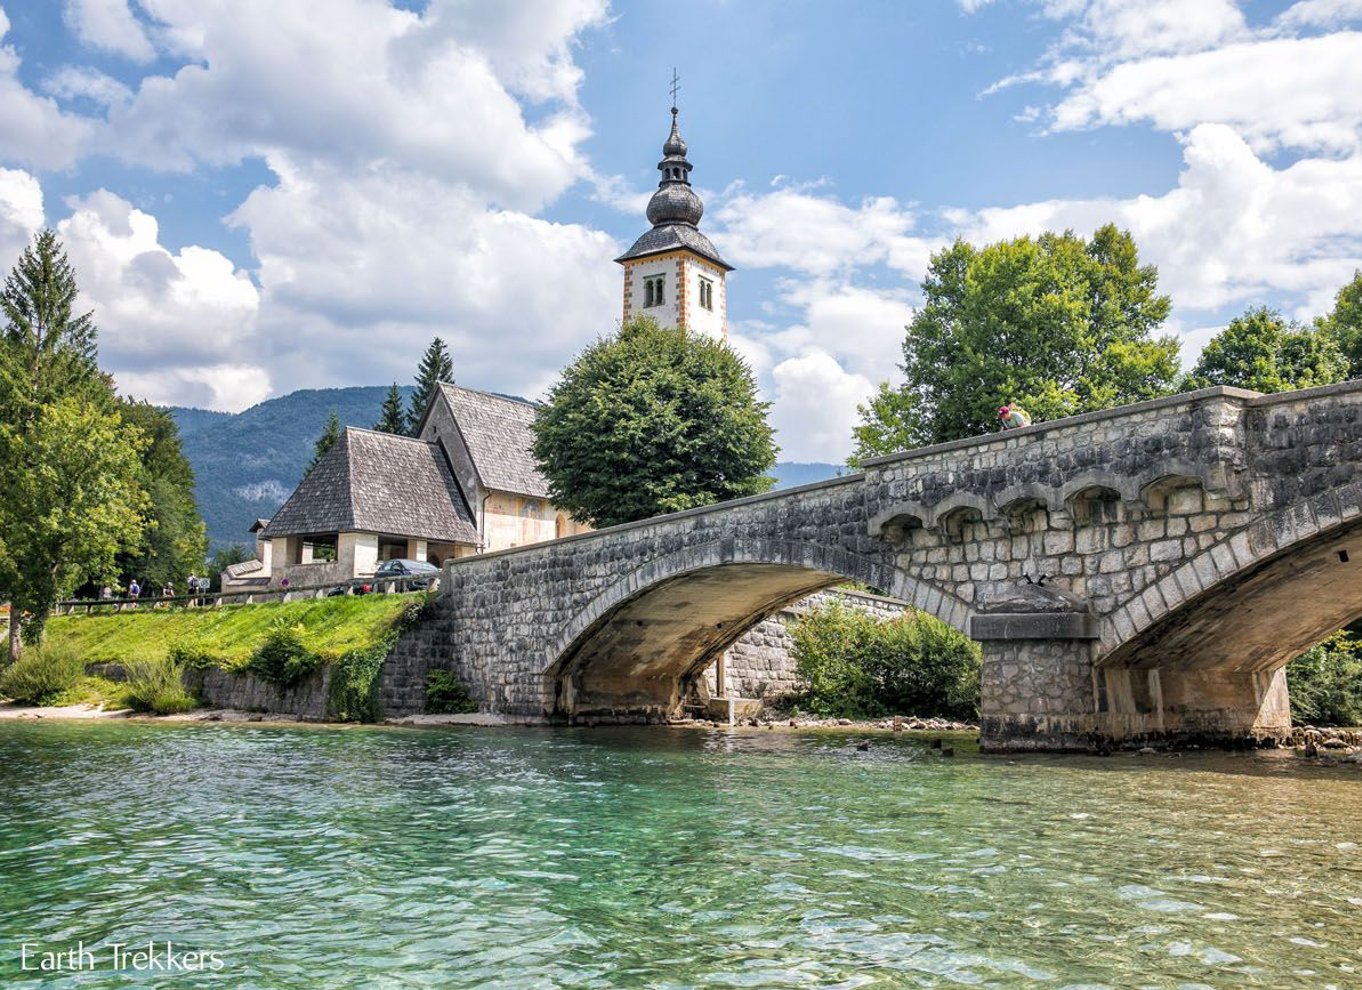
379, 383, 1362, 751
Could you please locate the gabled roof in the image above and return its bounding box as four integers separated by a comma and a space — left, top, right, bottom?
436, 384, 551, 499
261, 428, 479, 544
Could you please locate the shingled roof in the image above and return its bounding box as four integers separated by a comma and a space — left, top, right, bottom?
437, 384, 551, 499
261, 428, 479, 544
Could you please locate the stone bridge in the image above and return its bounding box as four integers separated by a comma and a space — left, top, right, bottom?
381, 382, 1362, 751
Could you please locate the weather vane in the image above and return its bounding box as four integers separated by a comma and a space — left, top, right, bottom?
669, 67, 680, 110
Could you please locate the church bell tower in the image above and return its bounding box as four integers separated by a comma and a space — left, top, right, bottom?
615, 92, 732, 339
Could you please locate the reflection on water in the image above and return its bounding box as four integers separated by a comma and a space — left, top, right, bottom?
1, 721, 1359, 988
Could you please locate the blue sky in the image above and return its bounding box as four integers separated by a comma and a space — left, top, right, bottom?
1, 0, 1360, 461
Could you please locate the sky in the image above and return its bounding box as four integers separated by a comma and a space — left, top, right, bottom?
1, 0, 1361, 463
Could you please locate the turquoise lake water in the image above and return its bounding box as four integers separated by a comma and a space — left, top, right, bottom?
0, 721, 1359, 988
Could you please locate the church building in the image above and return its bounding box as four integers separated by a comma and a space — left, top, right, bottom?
228, 103, 730, 593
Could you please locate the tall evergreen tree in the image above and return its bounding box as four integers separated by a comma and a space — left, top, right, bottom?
307, 411, 342, 474
0, 230, 148, 659
406, 337, 454, 434
374, 383, 406, 434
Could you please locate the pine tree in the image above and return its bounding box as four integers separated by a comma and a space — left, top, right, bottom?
307, 411, 342, 474
374, 383, 406, 434
0, 229, 148, 660
406, 337, 454, 435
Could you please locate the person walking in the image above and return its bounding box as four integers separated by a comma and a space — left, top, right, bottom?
127, 578, 141, 610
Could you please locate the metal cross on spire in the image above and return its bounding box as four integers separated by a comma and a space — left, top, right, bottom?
669, 67, 680, 110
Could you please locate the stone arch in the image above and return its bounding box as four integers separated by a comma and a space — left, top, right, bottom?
543, 538, 957, 719
931, 492, 993, 536
1100, 492, 1362, 670
1061, 472, 1136, 525
1137, 459, 1216, 511
867, 501, 929, 540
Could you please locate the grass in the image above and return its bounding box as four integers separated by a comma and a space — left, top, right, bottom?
44, 595, 416, 668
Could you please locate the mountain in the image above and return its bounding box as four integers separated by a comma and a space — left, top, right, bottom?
170, 386, 847, 550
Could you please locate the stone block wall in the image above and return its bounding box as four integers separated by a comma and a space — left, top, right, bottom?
707, 589, 909, 704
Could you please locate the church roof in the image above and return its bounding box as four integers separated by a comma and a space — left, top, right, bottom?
437, 384, 551, 499
261, 427, 479, 544
615, 222, 732, 270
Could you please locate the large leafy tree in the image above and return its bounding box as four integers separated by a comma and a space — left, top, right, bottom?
406, 337, 454, 433
532, 317, 777, 528
112, 399, 209, 590
1317, 270, 1362, 377
852, 224, 1179, 461
1184, 307, 1348, 394
374, 383, 406, 434
0, 229, 148, 659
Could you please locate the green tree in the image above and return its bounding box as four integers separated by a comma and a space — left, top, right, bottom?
1317, 270, 1362, 377
1184, 307, 1348, 394
851, 225, 1179, 461
307, 411, 342, 474
406, 337, 454, 434
374, 383, 406, 434
531, 316, 777, 528
0, 230, 148, 660
111, 400, 209, 590
0, 397, 148, 655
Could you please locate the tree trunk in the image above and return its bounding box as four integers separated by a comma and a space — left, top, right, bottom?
7, 609, 21, 664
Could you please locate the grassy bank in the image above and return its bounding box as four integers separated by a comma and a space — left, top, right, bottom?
3, 595, 421, 717
46, 595, 415, 666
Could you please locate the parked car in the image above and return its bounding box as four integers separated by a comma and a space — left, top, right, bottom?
374, 558, 440, 590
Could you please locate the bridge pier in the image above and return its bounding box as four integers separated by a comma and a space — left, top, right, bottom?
980, 637, 1293, 751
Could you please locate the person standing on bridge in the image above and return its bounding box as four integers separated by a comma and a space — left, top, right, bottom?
998, 403, 1031, 431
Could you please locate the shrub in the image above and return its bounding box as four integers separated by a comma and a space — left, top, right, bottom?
425, 669, 478, 715
247, 627, 323, 687
0, 643, 88, 705
327, 636, 394, 723
123, 658, 198, 715
1289, 631, 1362, 727
791, 602, 981, 721
168, 641, 224, 670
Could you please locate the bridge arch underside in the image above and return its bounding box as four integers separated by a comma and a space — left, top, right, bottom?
1095, 516, 1362, 743
548, 563, 847, 721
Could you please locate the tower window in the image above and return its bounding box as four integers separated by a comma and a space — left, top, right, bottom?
644, 275, 666, 308
699, 276, 714, 311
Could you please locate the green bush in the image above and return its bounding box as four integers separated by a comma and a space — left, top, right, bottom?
123, 658, 198, 715
168, 641, 224, 670
791, 602, 981, 721
425, 669, 478, 715
327, 636, 394, 723
0, 643, 88, 704
1289, 631, 1362, 727
247, 627, 323, 687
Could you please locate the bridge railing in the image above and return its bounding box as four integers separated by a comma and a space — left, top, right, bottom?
53, 574, 439, 615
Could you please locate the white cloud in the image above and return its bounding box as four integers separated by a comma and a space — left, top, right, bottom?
956, 122, 1362, 331
102, 0, 599, 211
63, 0, 155, 62
0, 9, 92, 168
1275, 0, 1362, 30
55, 190, 265, 408
1053, 0, 1248, 60
713, 187, 932, 279
1048, 32, 1362, 153
769, 352, 874, 464
43, 65, 133, 109
0, 167, 44, 265
229, 157, 620, 400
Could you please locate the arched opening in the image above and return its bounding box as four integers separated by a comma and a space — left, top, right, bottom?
548, 563, 848, 720
1067, 484, 1122, 525
1096, 514, 1362, 740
